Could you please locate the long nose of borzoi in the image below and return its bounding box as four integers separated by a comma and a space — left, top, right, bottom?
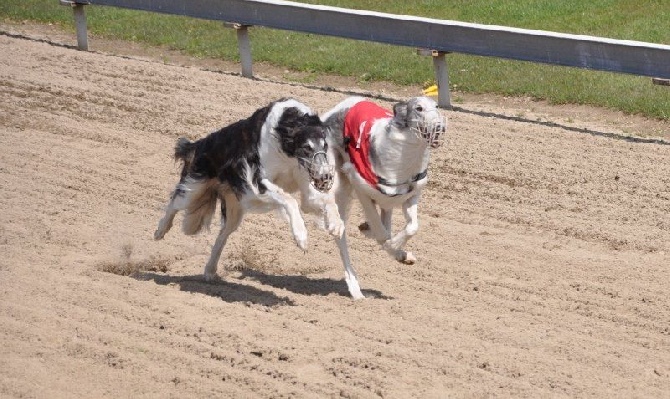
298, 138, 334, 192
409, 97, 447, 148
306, 150, 334, 192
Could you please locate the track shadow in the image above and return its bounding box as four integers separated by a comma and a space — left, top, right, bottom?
136, 272, 296, 307
236, 269, 392, 300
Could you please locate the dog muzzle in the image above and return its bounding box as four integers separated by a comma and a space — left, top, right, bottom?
411, 112, 447, 148
299, 151, 334, 192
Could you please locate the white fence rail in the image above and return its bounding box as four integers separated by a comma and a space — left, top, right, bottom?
62, 0, 670, 108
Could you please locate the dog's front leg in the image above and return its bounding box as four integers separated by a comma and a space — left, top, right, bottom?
332, 184, 364, 300
260, 179, 308, 251
382, 194, 420, 264
154, 205, 178, 240
335, 232, 365, 300
154, 186, 187, 240
298, 180, 344, 239
322, 200, 345, 238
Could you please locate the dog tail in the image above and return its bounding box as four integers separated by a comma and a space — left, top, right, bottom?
174, 137, 195, 164
181, 183, 218, 236
172, 137, 216, 235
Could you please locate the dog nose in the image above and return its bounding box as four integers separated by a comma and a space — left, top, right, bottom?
314, 170, 334, 192
307, 152, 334, 192
313, 173, 334, 192
312, 167, 334, 192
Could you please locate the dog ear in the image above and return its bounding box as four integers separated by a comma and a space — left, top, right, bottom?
281, 107, 303, 123
393, 101, 409, 127
305, 113, 321, 125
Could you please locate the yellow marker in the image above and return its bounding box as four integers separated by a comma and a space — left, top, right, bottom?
422, 84, 438, 96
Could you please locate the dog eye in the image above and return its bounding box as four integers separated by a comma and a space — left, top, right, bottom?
304, 140, 315, 148
416, 105, 423, 112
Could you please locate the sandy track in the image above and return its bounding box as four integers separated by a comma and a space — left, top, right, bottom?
1, 28, 669, 398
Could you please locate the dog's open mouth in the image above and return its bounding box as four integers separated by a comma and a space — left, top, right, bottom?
299, 152, 334, 192
423, 123, 446, 148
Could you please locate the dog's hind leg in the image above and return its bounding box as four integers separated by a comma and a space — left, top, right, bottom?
381, 208, 392, 232
382, 194, 419, 264
154, 186, 186, 240
203, 195, 243, 281
154, 207, 177, 240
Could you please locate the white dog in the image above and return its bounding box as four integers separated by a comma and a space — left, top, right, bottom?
322, 96, 446, 299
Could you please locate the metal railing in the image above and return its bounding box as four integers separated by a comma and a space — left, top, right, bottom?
61, 0, 670, 108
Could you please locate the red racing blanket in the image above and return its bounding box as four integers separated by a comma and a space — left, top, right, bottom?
343, 101, 393, 188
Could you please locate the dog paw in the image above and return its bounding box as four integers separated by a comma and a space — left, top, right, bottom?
154, 219, 173, 240
346, 278, 365, 300
327, 218, 345, 238
294, 231, 308, 251
358, 222, 377, 240
397, 251, 416, 265
350, 290, 366, 300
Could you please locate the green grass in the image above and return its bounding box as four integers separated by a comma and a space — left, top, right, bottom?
1, 0, 669, 119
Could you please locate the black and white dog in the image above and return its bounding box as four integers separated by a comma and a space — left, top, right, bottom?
322, 96, 446, 299
154, 98, 344, 281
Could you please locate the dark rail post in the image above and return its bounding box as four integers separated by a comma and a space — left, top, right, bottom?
60, 0, 90, 51
225, 23, 254, 78
418, 49, 452, 109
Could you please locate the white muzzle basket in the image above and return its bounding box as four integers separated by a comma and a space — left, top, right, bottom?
411, 111, 447, 148
300, 151, 334, 192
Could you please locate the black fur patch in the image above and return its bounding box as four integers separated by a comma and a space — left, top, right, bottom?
176, 103, 271, 196
276, 107, 326, 158
173, 99, 326, 199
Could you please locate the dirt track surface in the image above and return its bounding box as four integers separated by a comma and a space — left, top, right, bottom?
1, 26, 670, 398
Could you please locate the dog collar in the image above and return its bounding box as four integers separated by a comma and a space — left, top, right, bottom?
375, 170, 427, 196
